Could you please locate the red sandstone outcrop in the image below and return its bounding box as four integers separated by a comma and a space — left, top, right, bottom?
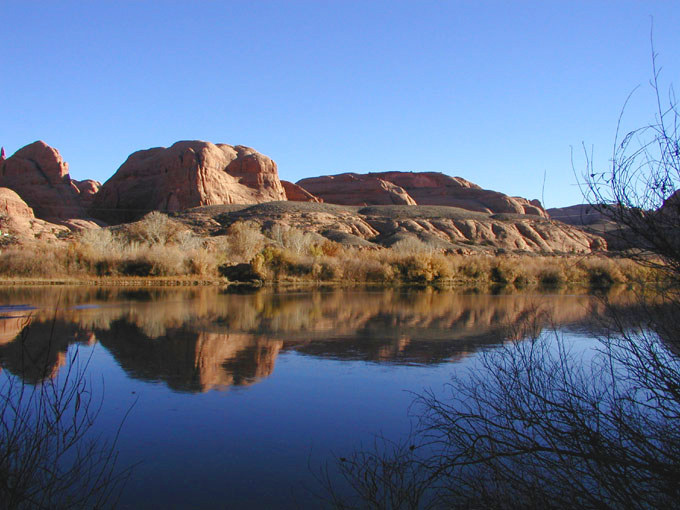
0, 187, 35, 220
297, 171, 547, 217
73, 179, 101, 209
92, 141, 287, 223
0, 187, 70, 239
281, 180, 321, 202
0, 141, 90, 220
296, 173, 417, 206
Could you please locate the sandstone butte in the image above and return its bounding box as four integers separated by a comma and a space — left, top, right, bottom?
91, 140, 288, 223
0, 141, 99, 221
297, 172, 547, 217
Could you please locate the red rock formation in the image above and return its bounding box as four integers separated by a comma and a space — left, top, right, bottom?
92, 141, 287, 223
0, 141, 89, 220
296, 173, 417, 206
0, 187, 35, 220
0, 147, 5, 161
297, 171, 548, 217
0, 187, 73, 240
281, 180, 321, 202
73, 179, 101, 210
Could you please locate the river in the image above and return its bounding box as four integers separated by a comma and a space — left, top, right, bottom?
0, 286, 633, 508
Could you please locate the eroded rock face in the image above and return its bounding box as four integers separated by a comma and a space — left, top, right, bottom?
296, 173, 417, 206
0, 141, 88, 220
92, 141, 287, 223
297, 171, 547, 217
281, 180, 321, 202
0, 187, 70, 240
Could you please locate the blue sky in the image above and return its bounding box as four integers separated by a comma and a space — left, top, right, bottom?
2, 1, 679, 207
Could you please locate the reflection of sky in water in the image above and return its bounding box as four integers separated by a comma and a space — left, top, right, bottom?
0, 287, 636, 509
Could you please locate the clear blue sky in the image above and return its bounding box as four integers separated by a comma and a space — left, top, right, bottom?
2, 1, 679, 207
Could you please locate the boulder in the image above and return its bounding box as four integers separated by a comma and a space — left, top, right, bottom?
0, 141, 89, 220
92, 141, 287, 223
298, 171, 548, 217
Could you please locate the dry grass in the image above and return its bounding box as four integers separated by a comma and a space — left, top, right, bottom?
0, 220, 662, 288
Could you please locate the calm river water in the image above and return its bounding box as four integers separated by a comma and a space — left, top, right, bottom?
0, 286, 631, 508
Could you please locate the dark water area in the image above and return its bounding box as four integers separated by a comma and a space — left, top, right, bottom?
0, 287, 635, 509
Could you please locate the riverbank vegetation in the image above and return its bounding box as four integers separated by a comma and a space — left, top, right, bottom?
0, 214, 659, 290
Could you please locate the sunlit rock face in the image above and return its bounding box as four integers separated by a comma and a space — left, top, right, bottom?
215, 202, 604, 254
0, 141, 94, 220
92, 141, 287, 223
297, 172, 547, 217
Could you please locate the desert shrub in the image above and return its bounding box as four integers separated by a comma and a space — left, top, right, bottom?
490, 262, 516, 284
127, 211, 185, 246
174, 230, 203, 251
513, 274, 529, 289
456, 256, 492, 280
341, 258, 394, 282
184, 249, 216, 276
390, 237, 435, 256
319, 240, 342, 257
282, 227, 316, 255
218, 263, 262, 282
537, 267, 565, 288
76, 228, 125, 257
118, 258, 153, 277
224, 221, 265, 262
0, 246, 69, 277
588, 266, 616, 289
313, 259, 342, 280
394, 255, 452, 284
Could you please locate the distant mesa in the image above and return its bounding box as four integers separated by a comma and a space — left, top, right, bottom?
297, 171, 547, 217
91, 140, 288, 223
547, 204, 611, 226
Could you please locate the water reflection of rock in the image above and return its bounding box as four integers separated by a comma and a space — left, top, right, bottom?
94, 321, 282, 392
0, 287, 637, 391
0, 318, 95, 384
